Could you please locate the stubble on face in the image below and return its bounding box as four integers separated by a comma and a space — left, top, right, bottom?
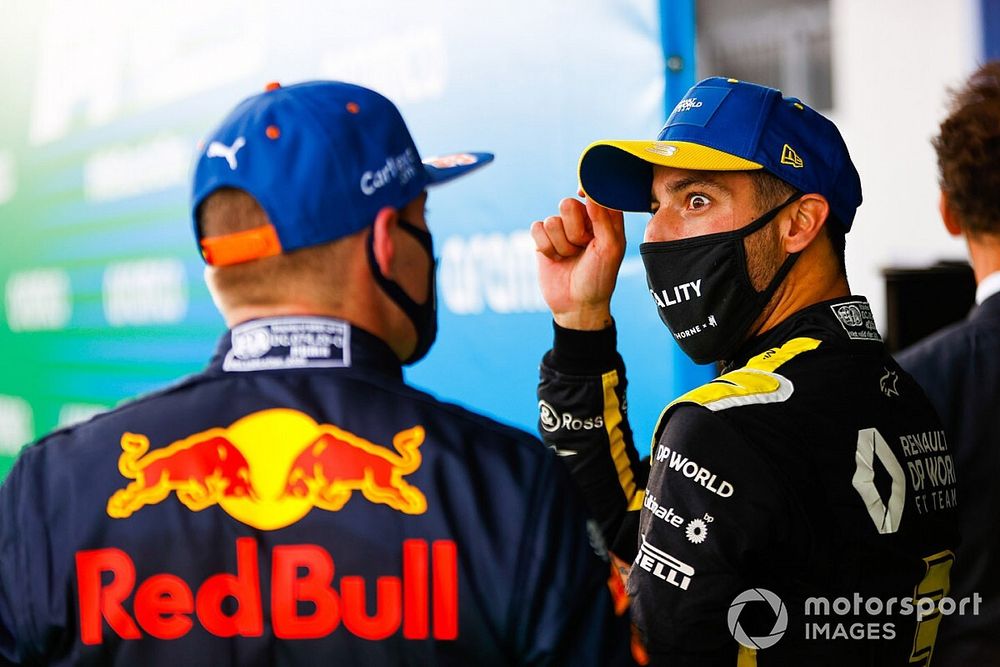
743, 217, 785, 292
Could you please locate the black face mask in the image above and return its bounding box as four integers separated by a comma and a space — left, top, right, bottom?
639, 193, 801, 365
366, 219, 437, 365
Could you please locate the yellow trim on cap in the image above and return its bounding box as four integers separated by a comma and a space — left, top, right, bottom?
577, 139, 762, 207
588, 139, 762, 170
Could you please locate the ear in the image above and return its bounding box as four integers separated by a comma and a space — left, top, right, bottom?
939, 191, 962, 236
781, 193, 830, 253
371, 206, 399, 278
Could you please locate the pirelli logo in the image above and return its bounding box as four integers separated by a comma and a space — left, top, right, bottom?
636, 534, 695, 591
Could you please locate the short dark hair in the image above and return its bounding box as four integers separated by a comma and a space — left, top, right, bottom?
748, 170, 846, 275
934, 61, 1000, 237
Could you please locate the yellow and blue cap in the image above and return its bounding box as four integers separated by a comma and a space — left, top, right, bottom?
578, 77, 863, 230
192, 80, 493, 266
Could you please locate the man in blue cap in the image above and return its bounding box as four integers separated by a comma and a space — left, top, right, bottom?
533, 77, 959, 665
0, 81, 636, 665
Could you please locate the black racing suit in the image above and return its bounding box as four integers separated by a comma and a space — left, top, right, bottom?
538, 296, 960, 666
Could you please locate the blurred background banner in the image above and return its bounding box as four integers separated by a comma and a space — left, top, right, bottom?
0, 0, 711, 477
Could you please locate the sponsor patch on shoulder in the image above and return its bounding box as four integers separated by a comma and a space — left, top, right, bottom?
831, 300, 882, 342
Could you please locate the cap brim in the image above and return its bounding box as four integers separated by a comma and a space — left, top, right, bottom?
578, 140, 762, 212
423, 152, 494, 186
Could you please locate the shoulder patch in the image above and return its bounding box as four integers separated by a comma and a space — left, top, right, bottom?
831, 300, 882, 342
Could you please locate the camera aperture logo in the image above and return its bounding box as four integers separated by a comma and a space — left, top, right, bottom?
728, 588, 788, 650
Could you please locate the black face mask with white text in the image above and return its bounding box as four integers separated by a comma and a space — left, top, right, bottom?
365, 220, 437, 365
639, 193, 801, 364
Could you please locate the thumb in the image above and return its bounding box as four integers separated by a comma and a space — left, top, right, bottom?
584, 196, 625, 247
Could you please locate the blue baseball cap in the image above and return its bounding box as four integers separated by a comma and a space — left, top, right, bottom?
192, 80, 493, 266
578, 77, 863, 230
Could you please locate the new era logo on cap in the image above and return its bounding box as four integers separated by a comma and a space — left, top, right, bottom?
780, 144, 803, 169
191, 81, 494, 266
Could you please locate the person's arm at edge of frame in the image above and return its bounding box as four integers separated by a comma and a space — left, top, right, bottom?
531, 195, 649, 565
509, 442, 646, 666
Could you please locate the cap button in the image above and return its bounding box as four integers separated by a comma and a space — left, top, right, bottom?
265, 81, 281, 92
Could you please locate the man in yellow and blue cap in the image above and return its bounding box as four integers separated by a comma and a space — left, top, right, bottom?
533, 77, 959, 665
0, 81, 638, 665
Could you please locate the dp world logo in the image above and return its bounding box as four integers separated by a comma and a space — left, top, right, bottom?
728, 588, 788, 650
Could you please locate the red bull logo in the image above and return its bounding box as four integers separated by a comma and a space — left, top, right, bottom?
107, 409, 427, 529
76, 538, 458, 644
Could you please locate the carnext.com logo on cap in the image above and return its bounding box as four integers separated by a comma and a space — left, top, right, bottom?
361, 147, 419, 196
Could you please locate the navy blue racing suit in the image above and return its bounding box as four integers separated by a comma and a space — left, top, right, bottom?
0, 316, 634, 666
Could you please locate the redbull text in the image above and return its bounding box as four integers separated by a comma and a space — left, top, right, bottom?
75, 538, 458, 644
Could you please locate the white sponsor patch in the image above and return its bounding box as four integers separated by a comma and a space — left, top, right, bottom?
831, 300, 881, 342
223, 318, 351, 372
4, 268, 72, 331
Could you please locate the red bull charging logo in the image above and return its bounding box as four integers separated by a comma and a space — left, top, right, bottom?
106, 408, 428, 529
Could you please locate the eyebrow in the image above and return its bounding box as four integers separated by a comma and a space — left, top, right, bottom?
662, 176, 732, 196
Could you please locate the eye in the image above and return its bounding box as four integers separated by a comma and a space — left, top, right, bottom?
688, 194, 710, 210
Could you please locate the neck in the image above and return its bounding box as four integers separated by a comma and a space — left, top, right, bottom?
751, 250, 850, 337
966, 233, 1000, 283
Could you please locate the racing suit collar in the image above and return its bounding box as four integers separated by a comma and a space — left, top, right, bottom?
207, 316, 403, 379
723, 295, 881, 373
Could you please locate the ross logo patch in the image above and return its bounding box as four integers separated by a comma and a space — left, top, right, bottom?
537, 400, 604, 433
780, 144, 804, 168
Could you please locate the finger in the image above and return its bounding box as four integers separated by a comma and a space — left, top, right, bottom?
543, 214, 585, 258
530, 220, 560, 260
558, 197, 595, 247
584, 196, 626, 249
